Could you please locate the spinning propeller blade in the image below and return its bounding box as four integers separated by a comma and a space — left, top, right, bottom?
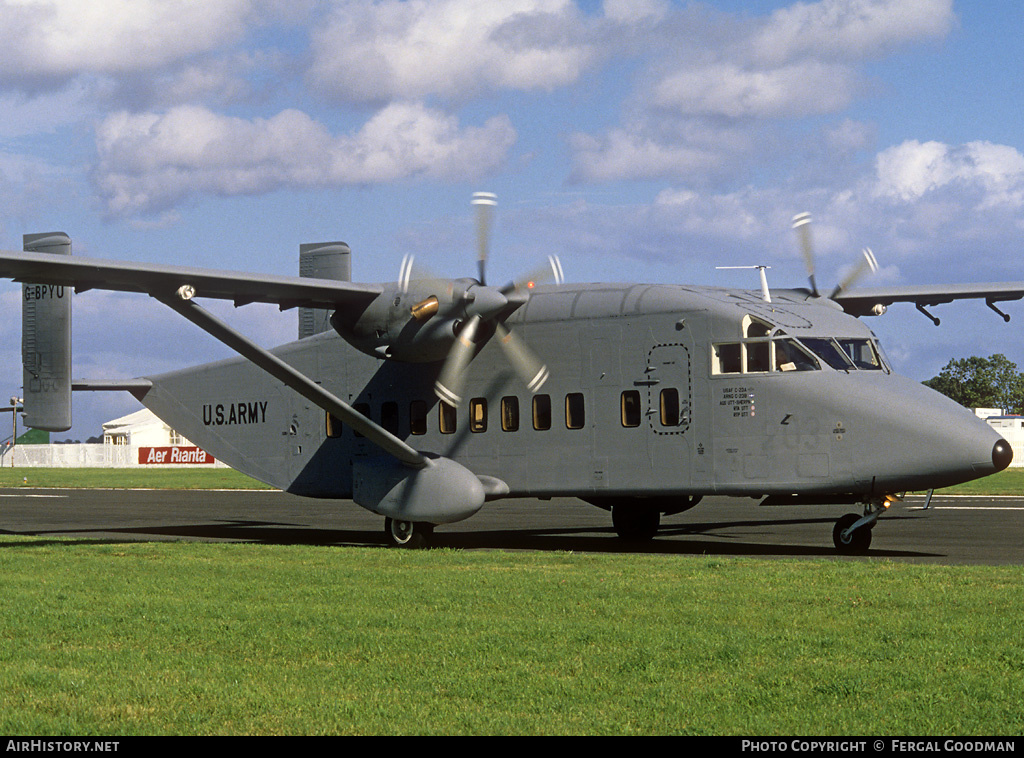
792, 212, 818, 297
428, 193, 559, 406
830, 248, 879, 299
793, 212, 879, 300
473, 192, 497, 285
503, 255, 564, 294
399, 254, 450, 298
434, 315, 481, 407
495, 323, 549, 393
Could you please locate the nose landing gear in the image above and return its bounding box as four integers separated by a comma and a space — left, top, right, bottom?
833, 495, 898, 554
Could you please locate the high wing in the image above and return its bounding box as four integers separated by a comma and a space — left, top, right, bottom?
0, 248, 383, 310
834, 282, 1024, 320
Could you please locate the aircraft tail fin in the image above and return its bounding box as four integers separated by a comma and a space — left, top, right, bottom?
298, 241, 351, 339
21, 232, 72, 431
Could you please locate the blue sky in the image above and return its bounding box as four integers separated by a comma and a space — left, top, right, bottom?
1, 0, 1024, 438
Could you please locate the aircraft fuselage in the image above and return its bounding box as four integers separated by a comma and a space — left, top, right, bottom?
139, 281, 1008, 506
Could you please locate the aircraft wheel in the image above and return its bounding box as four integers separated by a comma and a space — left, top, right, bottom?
832, 513, 871, 555
612, 505, 660, 542
385, 518, 434, 549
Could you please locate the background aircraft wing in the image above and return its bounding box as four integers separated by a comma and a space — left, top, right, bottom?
0, 249, 383, 310
834, 282, 1024, 318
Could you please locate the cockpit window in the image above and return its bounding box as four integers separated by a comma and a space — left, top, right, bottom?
774, 339, 819, 372
837, 338, 884, 370
711, 317, 891, 377
799, 338, 856, 371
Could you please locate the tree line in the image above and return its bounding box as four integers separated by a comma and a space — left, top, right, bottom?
923, 354, 1024, 414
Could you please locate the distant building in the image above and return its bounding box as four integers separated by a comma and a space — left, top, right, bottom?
1, 408, 219, 468
976, 409, 1024, 468
103, 408, 189, 447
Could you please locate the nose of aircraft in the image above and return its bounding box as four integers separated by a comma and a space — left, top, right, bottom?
993, 438, 1013, 472
832, 374, 1014, 491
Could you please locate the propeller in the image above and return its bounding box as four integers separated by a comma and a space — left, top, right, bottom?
792, 212, 877, 300
423, 193, 563, 406
830, 248, 879, 299
791, 212, 818, 297
473, 191, 497, 285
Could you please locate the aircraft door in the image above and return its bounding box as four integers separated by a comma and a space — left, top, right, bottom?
645, 342, 694, 488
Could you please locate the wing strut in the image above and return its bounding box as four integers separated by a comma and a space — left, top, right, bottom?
153, 289, 427, 469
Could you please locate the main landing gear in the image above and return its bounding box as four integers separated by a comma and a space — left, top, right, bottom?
832, 495, 898, 555
609, 495, 704, 542
384, 517, 434, 549
612, 504, 661, 542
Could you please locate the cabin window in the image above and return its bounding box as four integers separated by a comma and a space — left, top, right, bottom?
713, 343, 742, 374
326, 412, 342, 438
381, 401, 399, 434
470, 398, 487, 433
353, 402, 371, 437
660, 388, 680, 426
439, 401, 457, 434
745, 341, 770, 373
621, 390, 641, 427
501, 397, 520, 431
566, 393, 585, 430
409, 400, 427, 435
533, 394, 551, 431
744, 317, 771, 373
714, 316, 783, 375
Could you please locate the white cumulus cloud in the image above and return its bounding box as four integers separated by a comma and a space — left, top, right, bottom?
752, 0, 955, 64
308, 0, 597, 102
0, 0, 258, 81
873, 140, 1024, 207
651, 60, 860, 119
94, 102, 517, 217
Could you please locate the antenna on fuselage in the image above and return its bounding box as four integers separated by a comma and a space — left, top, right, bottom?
716, 265, 772, 303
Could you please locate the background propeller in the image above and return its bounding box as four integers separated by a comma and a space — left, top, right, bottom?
792, 212, 878, 300
791, 211, 818, 297
830, 248, 878, 299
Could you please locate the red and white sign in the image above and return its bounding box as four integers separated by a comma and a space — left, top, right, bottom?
138, 446, 216, 465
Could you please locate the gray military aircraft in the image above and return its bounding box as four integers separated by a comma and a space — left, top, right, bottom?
0, 195, 1017, 552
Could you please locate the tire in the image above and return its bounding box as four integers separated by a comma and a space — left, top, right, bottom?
611, 504, 660, 542
833, 513, 871, 554
384, 518, 434, 549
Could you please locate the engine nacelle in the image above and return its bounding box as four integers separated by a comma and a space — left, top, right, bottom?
352, 455, 486, 524
331, 301, 461, 363
331, 280, 485, 363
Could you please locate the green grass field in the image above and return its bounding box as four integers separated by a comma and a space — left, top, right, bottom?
1, 466, 1022, 735
0, 539, 1021, 736
0, 467, 271, 490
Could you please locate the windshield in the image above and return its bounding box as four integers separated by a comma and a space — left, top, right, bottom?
799, 338, 856, 371
837, 338, 885, 370
774, 339, 819, 372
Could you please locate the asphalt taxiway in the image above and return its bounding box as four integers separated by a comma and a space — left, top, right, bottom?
1, 488, 1022, 564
